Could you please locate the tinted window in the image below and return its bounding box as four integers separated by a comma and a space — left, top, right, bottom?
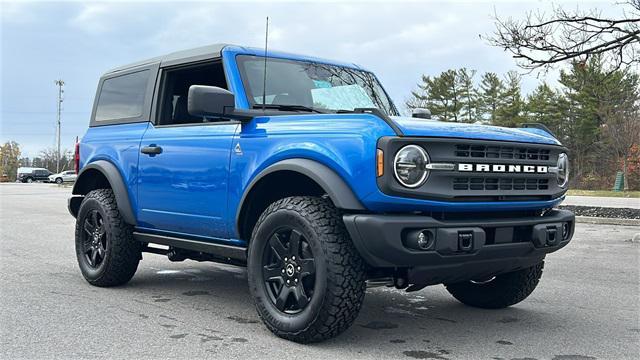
95, 70, 150, 121
158, 62, 227, 125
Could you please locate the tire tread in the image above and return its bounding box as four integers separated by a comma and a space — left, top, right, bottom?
445, 261, 544, 309
250, 196, 366, 343
75, 189, 140, 287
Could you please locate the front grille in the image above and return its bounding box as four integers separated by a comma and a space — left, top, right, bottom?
377, 137, 566, 202
453, 177, 549, 191
455, 144, 550, 161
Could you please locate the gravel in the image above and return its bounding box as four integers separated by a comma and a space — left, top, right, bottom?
558, 205, 640, 219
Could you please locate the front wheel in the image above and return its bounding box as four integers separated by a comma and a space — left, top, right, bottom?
247, 196, 367, 343
445, 261, 544, 309
26, 177, 34, 183
55, 177, 63, 184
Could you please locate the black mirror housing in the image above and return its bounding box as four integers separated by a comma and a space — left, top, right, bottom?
412, 108, 431, 119
188, 85, 235, 118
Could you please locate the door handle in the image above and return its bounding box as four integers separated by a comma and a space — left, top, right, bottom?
141, 145, 163, 155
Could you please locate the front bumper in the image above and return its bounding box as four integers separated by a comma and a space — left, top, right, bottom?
344, 209, 574, 286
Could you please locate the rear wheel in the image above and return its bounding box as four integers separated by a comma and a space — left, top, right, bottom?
247, 196, 367, 343
445, 261, 544, 309
75, 189, 141, 287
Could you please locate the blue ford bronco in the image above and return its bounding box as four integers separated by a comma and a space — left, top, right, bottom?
69, 44, 574, 343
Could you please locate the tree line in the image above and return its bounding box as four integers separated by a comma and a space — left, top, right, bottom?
405, 57, 640, 190
0, 141, 73, 181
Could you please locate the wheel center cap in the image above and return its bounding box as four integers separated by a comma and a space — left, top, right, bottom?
285, 263, 295, 277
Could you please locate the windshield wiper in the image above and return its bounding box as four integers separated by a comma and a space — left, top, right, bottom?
253, 104, 326, 113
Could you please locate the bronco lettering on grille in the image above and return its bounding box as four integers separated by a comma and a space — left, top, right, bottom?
458, 163, 548, 174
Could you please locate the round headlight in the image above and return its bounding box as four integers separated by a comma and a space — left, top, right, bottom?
557, 153, 569, 187
393, 145, 429, 188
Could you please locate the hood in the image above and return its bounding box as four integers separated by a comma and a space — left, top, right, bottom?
390, 116, 560, 145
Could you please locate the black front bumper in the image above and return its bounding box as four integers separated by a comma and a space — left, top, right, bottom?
344, 209, 574, 286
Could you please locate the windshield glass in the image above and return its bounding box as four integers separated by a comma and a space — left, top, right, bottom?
237, 55, 398, 116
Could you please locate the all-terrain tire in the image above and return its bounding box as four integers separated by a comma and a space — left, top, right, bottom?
445, 261, 544, 309
75, 189, 141, 287
247, 196, 367, 343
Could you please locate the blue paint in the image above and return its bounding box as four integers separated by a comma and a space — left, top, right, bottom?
391, 116, 560, 145
79, 44, 568, 244
136, 122, 239, 238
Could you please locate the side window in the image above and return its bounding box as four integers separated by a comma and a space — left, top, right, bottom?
158, 62, 227, 125
95, 70, 150, 122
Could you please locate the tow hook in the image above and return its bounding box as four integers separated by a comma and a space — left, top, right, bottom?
532, 222, 572, 248
458, 231, 474, 251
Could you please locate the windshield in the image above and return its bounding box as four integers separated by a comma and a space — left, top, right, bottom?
237, 55, 398, 116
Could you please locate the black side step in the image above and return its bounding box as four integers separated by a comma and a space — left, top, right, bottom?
133, 232, 247, 263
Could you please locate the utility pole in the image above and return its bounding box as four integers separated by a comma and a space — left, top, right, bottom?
54, 79, 64, 173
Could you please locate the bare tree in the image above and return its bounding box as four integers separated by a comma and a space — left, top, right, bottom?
488, 1, 640, 71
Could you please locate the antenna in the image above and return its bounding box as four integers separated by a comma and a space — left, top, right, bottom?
262, 16, 269, 111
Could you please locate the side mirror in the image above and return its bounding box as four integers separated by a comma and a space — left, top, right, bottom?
188, 85, 235, 118
412, 108, 431, 119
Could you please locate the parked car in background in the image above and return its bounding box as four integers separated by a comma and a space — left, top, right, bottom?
17, 167, 52, 183
49, 170, 77, 184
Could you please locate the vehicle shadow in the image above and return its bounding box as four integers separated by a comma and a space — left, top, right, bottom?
119, 261, 573, 359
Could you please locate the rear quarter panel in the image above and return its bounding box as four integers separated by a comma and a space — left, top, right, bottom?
79, 122, 149, 214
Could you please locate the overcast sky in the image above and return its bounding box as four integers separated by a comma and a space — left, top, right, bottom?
1, 0, 617, 157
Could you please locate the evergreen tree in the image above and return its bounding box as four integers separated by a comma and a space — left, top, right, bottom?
457, 68, 478, 123
477, 72, 504, 123
558, 56, 639, 188
494, 71, 524, 127
525, 83, 565, 137
406, 70, 463, 122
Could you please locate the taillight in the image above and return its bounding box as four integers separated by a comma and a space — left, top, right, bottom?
74, 141, 80, 174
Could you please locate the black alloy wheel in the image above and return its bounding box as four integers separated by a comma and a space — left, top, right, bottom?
248, 196, 367, 343
262, 227, 316, 313
81, 209, 107, 269
75, 189, 140, 287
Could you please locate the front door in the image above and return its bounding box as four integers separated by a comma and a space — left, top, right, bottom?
136, 60, 238, 240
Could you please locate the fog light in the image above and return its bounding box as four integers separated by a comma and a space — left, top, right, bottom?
417, 231, 434, 250
404, 229, 435, 251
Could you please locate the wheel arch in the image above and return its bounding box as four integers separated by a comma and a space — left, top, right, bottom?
69, 160, 136, 225
236, 158, 365, 241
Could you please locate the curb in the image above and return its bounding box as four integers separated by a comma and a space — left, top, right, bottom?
575, 216, 640, 226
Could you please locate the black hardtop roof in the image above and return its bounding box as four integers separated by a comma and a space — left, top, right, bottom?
104, 43, 231, 75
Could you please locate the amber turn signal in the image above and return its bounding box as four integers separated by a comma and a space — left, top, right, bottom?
377, 149, 384, 177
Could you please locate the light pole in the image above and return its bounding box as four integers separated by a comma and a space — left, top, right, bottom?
54, 79, 64, 173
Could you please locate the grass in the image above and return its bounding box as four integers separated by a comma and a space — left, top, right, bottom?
567, 189, 640, 198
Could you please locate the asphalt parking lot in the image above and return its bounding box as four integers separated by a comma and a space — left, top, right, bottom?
1, 183, 638, 360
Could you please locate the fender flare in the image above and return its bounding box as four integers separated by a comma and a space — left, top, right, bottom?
72, 160, 137, 225
236, 158, 366, 233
